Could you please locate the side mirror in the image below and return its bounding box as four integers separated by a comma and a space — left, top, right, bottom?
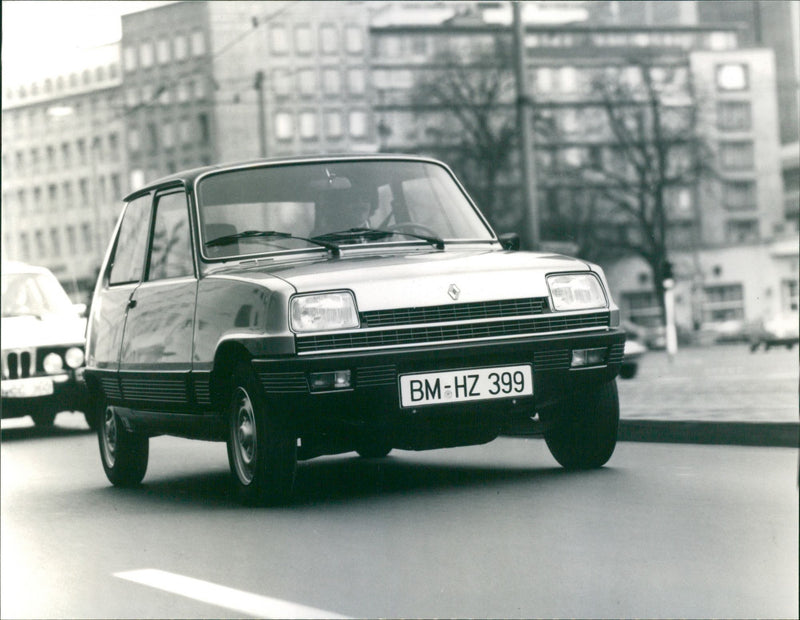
499, 232, 520, 251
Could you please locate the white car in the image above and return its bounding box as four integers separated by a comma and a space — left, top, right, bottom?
1, 262, 92, 428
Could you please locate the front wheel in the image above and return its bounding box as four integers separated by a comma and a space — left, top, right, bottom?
98, 400, 149, 486
542, 380, 619, 470
226, 363, 297, 505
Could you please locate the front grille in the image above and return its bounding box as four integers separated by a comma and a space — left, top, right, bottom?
296, 311, 611, 354
2, 349, 35, 379
361, 297, 549, 327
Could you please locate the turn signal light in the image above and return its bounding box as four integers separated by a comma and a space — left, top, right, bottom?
571, 348, 607, 368
309, 370, 352, 392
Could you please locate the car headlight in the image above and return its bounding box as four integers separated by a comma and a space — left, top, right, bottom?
43, 352, 64, 374
290, 291, 359, 333
547, 273, 607, 311
65, 347, 85, 369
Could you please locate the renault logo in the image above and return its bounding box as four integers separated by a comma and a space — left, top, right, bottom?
448, 284, 461, 301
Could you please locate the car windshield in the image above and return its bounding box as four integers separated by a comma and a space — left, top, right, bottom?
1, 271, 75, 318
196, 159, 495, 259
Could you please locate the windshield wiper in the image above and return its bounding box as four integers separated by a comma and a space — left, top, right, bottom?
205, 230, 342, 256
313, 227, 445, 250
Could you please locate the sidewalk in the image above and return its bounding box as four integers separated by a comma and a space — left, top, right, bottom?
616, 344, 798, 447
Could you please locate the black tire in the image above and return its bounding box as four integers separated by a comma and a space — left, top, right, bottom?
226, 363, 297, 505
543, 380, 619, 470
83, 409, 99, 431
98, 400, 149, 487
619, 363, 637, 379
31, 410, 57, 427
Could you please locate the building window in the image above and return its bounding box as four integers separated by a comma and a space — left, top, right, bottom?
537, 67, 554, 93
725, 219, 759, 243
17, 190, 27, 214
723, 181, 756, 211
48, 184, 58, 209
295, 25, 312, 54
20, 232, 30, 260
175, 34, 187, 60
157, 37, 170, 64
275, 112, 293, 140
716, 63, 749, 91
298, 69, 316, 96
324, 110, 343, 138
270, 25, 289, 54
719, 141, 754, 170
299, 111, 317, 140
124, 46, 137, 72
140, 41, 154, 68
560, 66, 577, 92
180, 118, 193, 144
61, 142, 71, 169
33, 187, 42, 212
345, 26, 363, 53
322, 68, 341, 95
191, 30, 206, 56
35, 230, 46, 258
621, 291, 661, 327
62, 182, 73, 208
128, 128, 141, 154
717, 101, 751, 131
81, 223, 93, 254
348, 110, 367, 138
347, 69, 365, 95
198, 113, 210, 144
66, 226, 77, 255
50, 228, 61, 258
320, 24, 338, 54
702, 284, 744, 322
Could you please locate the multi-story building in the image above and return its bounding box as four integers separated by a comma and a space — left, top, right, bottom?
119, 0, 376, 188
370, 4, 796, 337
1, 43, 125, 299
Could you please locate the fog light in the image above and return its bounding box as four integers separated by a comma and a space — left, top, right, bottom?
309, 370, 351, 392
43, 352, 64, 374
571, 348, 607, 368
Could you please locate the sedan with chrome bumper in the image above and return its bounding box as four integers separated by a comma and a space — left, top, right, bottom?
84, 155, 626, 504
2, 262, 91, 428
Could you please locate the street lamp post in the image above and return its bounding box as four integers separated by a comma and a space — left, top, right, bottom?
512, 1, 540, 251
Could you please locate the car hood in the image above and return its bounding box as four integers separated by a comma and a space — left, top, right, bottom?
1, 314, 87, 350
225, 248, 593, 311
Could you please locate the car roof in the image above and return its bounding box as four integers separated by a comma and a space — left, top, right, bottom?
123, 153, 444, 202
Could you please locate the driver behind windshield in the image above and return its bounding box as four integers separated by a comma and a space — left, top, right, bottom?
312, 187, 375, 237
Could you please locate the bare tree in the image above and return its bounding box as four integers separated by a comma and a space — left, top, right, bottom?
550, 59, 712, 323
407, 39, 517, 223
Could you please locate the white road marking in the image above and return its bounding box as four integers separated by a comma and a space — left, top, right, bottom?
115, 569, 350, 619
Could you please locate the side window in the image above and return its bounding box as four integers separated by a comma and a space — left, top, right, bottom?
147, 191, 194, 280
109, 194, 151, 285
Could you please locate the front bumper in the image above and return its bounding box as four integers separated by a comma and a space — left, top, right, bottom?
1, 369, 89, 418
252, 329, 625, 438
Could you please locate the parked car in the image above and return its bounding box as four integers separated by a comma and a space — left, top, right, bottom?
620, 322, 647, 379
84, 155, 626, 504
1, 262, 92, 428
749, 314, 799, 351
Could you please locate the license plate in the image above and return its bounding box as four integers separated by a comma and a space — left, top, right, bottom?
400, 364, 533, 408
1, 377, 54, 398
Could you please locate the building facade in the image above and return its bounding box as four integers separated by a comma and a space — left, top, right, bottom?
1, 43, 125, 298
2, 0, 796, 333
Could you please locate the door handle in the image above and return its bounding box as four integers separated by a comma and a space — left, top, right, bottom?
127, 298, 137, 309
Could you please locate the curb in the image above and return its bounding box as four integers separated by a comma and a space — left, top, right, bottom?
619, 419, 799, 448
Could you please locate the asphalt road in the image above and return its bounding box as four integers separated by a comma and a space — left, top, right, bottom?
2, 421, 797, 619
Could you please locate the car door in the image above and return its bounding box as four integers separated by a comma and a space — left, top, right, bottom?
117, 188, 197, 411
86, 192, 152, 380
